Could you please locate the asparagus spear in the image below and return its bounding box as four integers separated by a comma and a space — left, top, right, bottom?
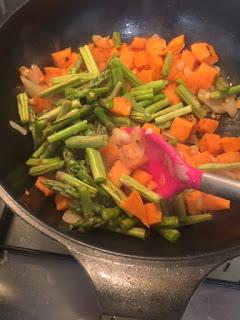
65, 135, 108, 149
110, 57, 142, 87
101, 179, 127, 204
94, 107, 115, 130
78, 187, 94, 218
42, 178, 81, 200
109, 81, 123, 99
111, 67, 126, 94
155, 105, 192, 124
26, 157, 60, 166
176, 84, 207, 119
181, 214, 212, 226
210, 84, 240, 99
174, 193, 187, 221
138, 93, 166, 108
47, 120, 88, 144
131, 80, 168, 92
112, 31, 121, 48
101, 207, 122, 221
161, 51, 173, 78
56, 171, 97, 196
29, 160, 64, 176
120, 175, 161, 204
120, 217, 137, 230
151, 103, 183, 119
52, 72, 93, 85
158, 228, 180, 243
79, 45, 100, 77
40, 141, 62, 159
40, 75, 87, 98
38, 106, 61, 121
111, 116, 131, 127
69, 58, 83, 74
31, 142, 48, 159
154, 216, 179, 229
198, 162, 240, 171
127, 228, 146, 240
56, 100, 72, 120
86, 148, 106, 183
32, 119, 47, 149
17, 92, 30, 124
145, 97, 170, 114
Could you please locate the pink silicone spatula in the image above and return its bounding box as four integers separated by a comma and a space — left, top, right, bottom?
144, 132, 240, 201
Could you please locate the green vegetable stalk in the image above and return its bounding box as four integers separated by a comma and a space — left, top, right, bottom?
86, 148, 106, 183
17, 92, 30, 124
79, 45, 100, 77
65, 135, 108, 149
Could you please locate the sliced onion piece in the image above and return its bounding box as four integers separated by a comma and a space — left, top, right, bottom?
62, 210, 80, 225
9, 120, 28, 135
20, 76, 45, 97
198, 89, 225, 114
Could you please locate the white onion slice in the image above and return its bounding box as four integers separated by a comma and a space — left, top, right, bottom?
62, 210, 80, 225
20, 76, 45, 97
9, 121, 27, 135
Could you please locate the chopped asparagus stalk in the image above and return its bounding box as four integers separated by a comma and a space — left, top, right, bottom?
176, 84, 207, 119
86, 148, 106, 184
131, 80, 168, 93
38, 106, 61, 121
151, 103, 183, 119
101, 179, 127, 204
65, 135, 108, 149
78, 187, 94, 218
56, 171, 97, 196
52, 72, 93, 85
40, 75, 87, 97
158, 228, 180, 243
161, 51, 173, 78
69, 58, 83, 74
210, 84, 240, 99
145, 97, 170, 114
101, 207, 122, 221
29, 160, 64, 176
26, 157, 60, 166
127, 227, 146, 240
79, 45, 100, 77
17, 92, 30, 124
47, 120, 88, 144
40, 141, 62, 159
181, 214, 212, 226
112, 31, 121, 48
120, 175, 161, 204
111, 66, 126, 94
154, 216, 179, 229
120, 217, 137, 230
174, 193, 187, 221
111, 116, 131, 127
94, 107, 114, 130
155, 105, 192, 124
109, 81, 123, 99
31, 142, 48, 159
56, 100, 72, 120
42, 178, 80, 200
199, 162, 240, 171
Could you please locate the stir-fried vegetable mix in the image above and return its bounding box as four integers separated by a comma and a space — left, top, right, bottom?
14, 33, 240, 243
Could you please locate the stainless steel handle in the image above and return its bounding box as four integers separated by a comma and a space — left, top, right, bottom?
201, 172, 240, 201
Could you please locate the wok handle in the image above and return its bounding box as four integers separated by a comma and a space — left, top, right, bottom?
64, 242, 238, 320
200, 172, 240, 201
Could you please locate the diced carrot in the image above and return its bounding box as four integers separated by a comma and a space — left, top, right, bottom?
32, 97, 53, 113
205, 44, 219, 65
199, 133, 222, 155
131, 37, 146, 50
111, 97, 132, 117
181, 49, 197, 70
192, 151, 214, 166
191, 43, 210, 62
92, 35, 113, 49
144, 203, 162, 225
147, 51, 164, 69
91, 46, 112, 64
119, 142, 148, 170
184, 190, 204, 215
35, 176, 53, 197
67, 52, 81, 70
170, 117, 195, 142
191, 43, 219, 65
181, 151, 197, 168
196, 62, 219, 89
164, 83, 181, 105
108, 160, 131, 187
119, 44, 135, 68
44, 67, 66, 86
202, 194, 230, 211
100, 143, 119, 168
176, 143, 191, 154
220, 137, 240, 152
52, 48, 73, 69
142, 123, 161, 135
147, 180, 158, 190
146, 36, 167, 55
133, 51, 148, 69
167, 34, 185, 54
217, 152, 240, 163
55, 194, 70, 211
131, 169, 152, 186
183, 69, 199, 94
137, 70, 154, 83
121, 191, 148, 226
198, 118, 219, 134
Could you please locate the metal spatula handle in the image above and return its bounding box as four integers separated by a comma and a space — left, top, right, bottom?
200, 172, 240, 201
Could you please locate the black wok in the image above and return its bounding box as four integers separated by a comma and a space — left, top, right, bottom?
0, 0, 240, 319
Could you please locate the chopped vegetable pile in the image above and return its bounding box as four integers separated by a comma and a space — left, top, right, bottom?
14, 32, 240, 243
